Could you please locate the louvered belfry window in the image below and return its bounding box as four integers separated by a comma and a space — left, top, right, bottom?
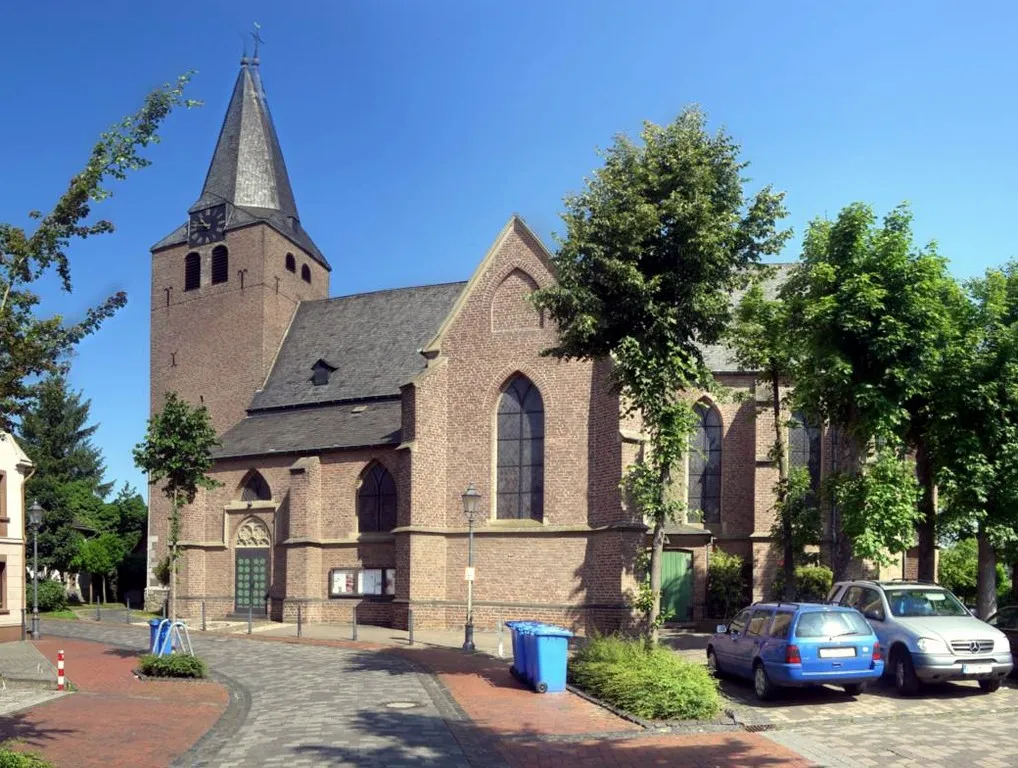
496, 375, 545, 521
211, 245, 229, 285
184, 252, 200, 291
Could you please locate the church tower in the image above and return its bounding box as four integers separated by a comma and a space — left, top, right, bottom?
150, 55, 330, 435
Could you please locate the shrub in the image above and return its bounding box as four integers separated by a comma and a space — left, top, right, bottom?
33, 579, 68, 613
707, 549, 746, 620
0, 744, 54, 768
138, 653, 208, 679
771, 565, 833, 602
570, 635, 721, 721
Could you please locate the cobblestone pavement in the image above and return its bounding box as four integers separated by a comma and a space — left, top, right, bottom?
0, 683, 65, 717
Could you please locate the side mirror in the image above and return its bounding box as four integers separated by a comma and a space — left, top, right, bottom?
716, 624, 728, 634
864, 609, 884, 622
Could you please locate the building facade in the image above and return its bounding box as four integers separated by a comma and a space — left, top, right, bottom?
0, 432, 33, 642
145, 58, 908, 633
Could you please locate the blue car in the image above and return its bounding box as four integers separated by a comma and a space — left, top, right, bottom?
707, 602, 884, 701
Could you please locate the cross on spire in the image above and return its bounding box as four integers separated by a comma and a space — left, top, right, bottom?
251, 22, 264, 61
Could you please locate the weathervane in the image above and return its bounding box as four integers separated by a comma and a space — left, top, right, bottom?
251, 22, 265, 61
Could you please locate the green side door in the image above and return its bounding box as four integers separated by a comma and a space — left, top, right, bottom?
661, 550, 693, 622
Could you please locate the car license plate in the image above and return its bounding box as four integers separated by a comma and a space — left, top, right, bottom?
819, 647, 856, 659
962, 664, 993, 675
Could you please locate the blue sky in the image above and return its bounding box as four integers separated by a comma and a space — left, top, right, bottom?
2, 1, 1016, 495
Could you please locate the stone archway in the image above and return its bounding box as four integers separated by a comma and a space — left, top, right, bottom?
234, 517, 271, 616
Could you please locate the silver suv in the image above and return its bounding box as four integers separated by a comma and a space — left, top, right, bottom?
828, 580, 1013, 695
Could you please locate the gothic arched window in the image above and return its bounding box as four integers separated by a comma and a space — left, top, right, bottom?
358, 463, 397, 533
240, 470, 272, 502
301, 264, 311, 283
285, 253, 296, 273
688, 400, 722, 524
790, 411, 822, 493
184, 252, 200, 291
211, 245, 229, 285
496, 375, 544, 521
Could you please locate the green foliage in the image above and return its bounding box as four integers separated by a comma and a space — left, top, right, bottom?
0, 74, 198, 428
772, 565, 833, 602
153, 554, 172, 587
71, 533, 128, 582
630, 549, 674, 629
938, 539, 1012, 603
138, 653, 208, 679
771, 468, 822, 562
34, 578, 68, 612
707, 549, 746, 620
830, 450, 922, 566
570, 635, 720, 721
0, 743, 55, 768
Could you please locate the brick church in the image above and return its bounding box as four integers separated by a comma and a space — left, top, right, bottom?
145, 56, 869, 632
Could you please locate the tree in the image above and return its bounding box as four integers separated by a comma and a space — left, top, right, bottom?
929, 264, 1018, 617
0, 73, 196, 429
534, 108, 789, 641
72, 532, 128, 603
18, 375, 110, 572
782, 203, 961, 579
133, 391, 220, 620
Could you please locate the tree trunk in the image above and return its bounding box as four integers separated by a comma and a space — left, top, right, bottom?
769, 372, 793, 600
977, 528, 997, 620
832, 429, 863, 580
915, 439, 937, 582
102, 574, 107, 604
648, 518, 665, 645
170, 492, 179, 623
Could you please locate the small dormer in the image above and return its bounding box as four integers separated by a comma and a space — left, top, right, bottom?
311, 358, 337, 386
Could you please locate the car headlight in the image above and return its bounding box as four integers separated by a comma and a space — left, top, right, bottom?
917, 637, 949, 654
995, 635, 1011, 652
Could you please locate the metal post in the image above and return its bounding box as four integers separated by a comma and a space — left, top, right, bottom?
201, 600, 206, 632
125, 596, 131, 624
96, 601, 101, 622
408, 607, 414, 646
247, 603, 253, 635
31, 523, 40, 641
21, 608, 26, 641
463, 513, 475, 651
497, 615, 504, 658
352, 604, 358, 641
297, 603, 303, 638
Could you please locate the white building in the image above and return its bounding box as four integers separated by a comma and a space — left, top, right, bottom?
0, 431, 33, 642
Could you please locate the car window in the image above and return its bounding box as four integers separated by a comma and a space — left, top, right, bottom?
886, 589, 968, 617
769, 612, 794, 639
746, 609, 773, 637
840, 586, 864, 611
795, 610, 871, 638
729, 609, 751, 634
990, 607, 1018, 629
859, 588, 885, 620
826, 585, 842, 602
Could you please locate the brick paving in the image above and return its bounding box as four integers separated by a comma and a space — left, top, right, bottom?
0, 637, 227, 768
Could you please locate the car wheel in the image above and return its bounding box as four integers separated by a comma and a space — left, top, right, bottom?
893, 649, 921, 696
753, 662, 777, 702
979, 678, 1002, 693
843, 682, 865, 696
706, 647, 721, 677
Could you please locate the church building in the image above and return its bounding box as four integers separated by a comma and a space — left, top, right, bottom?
145, 56, 858, 632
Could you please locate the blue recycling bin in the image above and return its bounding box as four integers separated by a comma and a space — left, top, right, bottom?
505, 621, 539, 681
148, 619, 173, 655
530, 624, 573, 693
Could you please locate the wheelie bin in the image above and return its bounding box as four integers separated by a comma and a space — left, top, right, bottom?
529, 624, 573, 693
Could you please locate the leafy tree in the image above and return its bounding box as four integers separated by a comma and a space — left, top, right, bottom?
534, 108, 789, 640
72, 532, 127, 603
783, 203, 961, 579
133, 391, 220, 620
938, 538, 1012, 605
0, 74, 196, 429
771, 467, 822, 568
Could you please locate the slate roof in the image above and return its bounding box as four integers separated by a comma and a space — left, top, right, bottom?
215, 400, 401, 459
152, 60, 328, 268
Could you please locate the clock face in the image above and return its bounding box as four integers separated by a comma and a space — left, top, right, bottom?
188, 204, 227, 246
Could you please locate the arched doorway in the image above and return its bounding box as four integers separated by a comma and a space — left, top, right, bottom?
235, 517, 271, 616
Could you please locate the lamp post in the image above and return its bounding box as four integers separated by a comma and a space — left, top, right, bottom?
28, 501, 44, 641
461, 483, 481, 652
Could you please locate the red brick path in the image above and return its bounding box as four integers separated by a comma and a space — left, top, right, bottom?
0, 638, 228, 768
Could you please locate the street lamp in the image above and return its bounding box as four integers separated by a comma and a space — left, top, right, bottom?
28, 501, 44, 641
461, 483, 481, 652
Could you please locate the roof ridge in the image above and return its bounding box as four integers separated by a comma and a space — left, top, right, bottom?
307, 280, 468, 304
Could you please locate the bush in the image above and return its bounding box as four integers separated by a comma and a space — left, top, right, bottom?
0, 744, 54, 768
707, 549, 746, 620
570, 635, 721, 721
138, 653, 208, 679
771, 565, 833, 602
33, 579, 68, 613
939, 539, 1012, 604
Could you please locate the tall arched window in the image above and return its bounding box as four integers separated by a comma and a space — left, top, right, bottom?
240, 470, 272, 502
688, 400, 722, 524
496, 375, 544, 521
285, 253, 296, 272
358, 463, 397, 532
301, 264, 311, 283
790, 411, 822, 493
211, 245, 229, 285
184, 252, 201, 291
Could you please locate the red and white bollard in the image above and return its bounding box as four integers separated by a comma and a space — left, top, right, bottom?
56, 650, 65, 691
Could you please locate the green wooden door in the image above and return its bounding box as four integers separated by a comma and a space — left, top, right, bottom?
661, 551, 693, 622
235, 548, 269, 615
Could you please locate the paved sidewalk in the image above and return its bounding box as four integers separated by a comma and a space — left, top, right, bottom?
0, 640, 56, 683
0, 637, 228, 768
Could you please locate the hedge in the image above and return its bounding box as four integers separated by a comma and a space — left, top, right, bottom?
138, 653, 208, 679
